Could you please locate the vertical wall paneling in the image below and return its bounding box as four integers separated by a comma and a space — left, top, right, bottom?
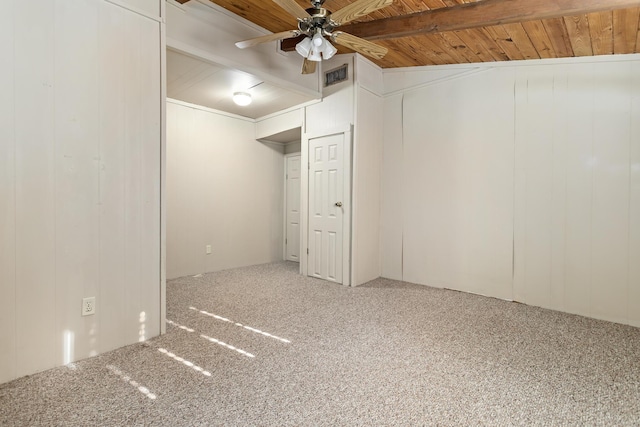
1, 0, 162, 384
99, 1, 127, 354
590, 63, 631, 323
98, 1, 162, 352
563, 64, 595, 317
118, 0, 161, 20
380, 95, 403, 281
549, 73, 569, 312
401, 68, 514, 300
160, 0, 167, 334
0, 0, 16, 384
512, 70, 528, 304
630, 61, 640, 327
124, 11, 143, 345
166, 103, 193, 277
528, 70, 555, 309
304, 57, 354, 136
514, 68, 556, 309
14, 0, 57, 377
352, 86, 383, 286
514, 66, 571, 312
54, 0, 100, 365
139, 12, 162, 341
193, 109, 212, 273
388, 57, 640, 326
166, 101, 285, 280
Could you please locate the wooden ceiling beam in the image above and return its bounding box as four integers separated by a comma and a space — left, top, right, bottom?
339, 0, 640, 41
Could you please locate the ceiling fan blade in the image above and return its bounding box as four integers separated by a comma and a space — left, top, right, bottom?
331, 31, 388, 59
301, 58, 317, 74
330, 0, 393, 26
235, 30, 300, 49
273, 0, 310, 20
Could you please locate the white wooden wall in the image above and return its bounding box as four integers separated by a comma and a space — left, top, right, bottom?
351, 56, 384, 286
381, 56, 640, 327
166, 100, 285, 280
0, 0, 163, 384
513, 60, 640, 325
400, 68, 516, 300
304, 56, 355, 136
301, 56, 354, 283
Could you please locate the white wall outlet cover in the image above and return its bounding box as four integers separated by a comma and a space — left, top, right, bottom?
82, 297, 96, 316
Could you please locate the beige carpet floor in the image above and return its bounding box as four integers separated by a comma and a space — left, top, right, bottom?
1, 261, 639, 426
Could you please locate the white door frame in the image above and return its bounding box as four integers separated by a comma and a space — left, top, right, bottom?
300, 125, 352, 286
283, 153, 301, 261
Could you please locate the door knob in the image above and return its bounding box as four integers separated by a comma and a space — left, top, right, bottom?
335, 202, 343, 207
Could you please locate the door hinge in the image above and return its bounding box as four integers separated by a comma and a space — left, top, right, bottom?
307, 248, 309, 255
308, 162, 310, 170
285, 238, 287, 244
286, 174, 288, 179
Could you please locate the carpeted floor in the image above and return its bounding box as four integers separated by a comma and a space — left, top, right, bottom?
1, 261, 639, 426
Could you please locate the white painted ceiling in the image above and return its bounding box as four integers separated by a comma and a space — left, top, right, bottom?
166, 49, 315, 119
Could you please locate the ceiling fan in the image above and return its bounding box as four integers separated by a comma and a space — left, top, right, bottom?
235, 0, 392, 74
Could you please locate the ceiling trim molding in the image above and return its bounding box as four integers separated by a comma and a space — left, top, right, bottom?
167, 98, 257, 122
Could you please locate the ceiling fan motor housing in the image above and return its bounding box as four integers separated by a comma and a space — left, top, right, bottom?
299, 7, 336, 37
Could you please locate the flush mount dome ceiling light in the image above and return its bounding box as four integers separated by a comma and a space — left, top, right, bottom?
232, 92, 252, 106
235, 0, 391, 75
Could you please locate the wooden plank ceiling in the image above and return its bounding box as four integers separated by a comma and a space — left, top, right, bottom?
202, 0, 640, 68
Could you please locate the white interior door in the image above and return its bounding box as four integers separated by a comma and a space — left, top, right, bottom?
308, 134, 344, 283
285, 154, 301, 262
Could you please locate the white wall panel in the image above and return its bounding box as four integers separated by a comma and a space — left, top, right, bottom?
355, 56, 383, 95
0, 0, 17, 384
513, 68, 569, 311
98, 1, 128, 354
563, 65, 595, 317
138, 12, 162, 342
166, 103, 198, 277
380, 95, 403, 281
351, 86, 383, 286
166, 101, 284, 280
513, 61, 637, 325
630, 61, 640, 327
118, 0, 160, 19
388, 57, 640, 326
549, 74, 569, 313
0, 0, 162, 384
383, 67, 477, 95
255, 109, 302, 141
305, 57, 355, 135
590, 63, 631, 324
14, 0, 57, 378
401, 68, 514, 300
54, 0, 101, 365
97, 2, 162, 352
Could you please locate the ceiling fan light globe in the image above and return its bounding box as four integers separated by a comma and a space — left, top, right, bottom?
322, 41, 337, 60
308, 47, 322, 62
312, 32, 324, 47
295, 37, 313, 58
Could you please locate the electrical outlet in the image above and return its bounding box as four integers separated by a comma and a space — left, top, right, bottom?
82, 297, 96, 316
206, 245, 212, 255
